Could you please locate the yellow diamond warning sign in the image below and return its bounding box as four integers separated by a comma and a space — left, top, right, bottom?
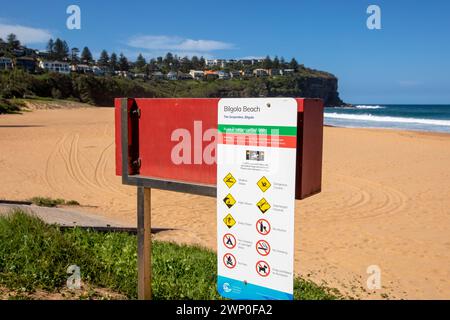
223, 193, 236, 209
223, 173, 236, 188
223, 214, 236, 229
257, 176, 271, 192
256, 198, 271, 214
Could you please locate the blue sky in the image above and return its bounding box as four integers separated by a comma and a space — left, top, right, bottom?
1, 0, 449, 104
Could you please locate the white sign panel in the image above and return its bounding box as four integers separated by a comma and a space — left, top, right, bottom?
216, 98, 298, 300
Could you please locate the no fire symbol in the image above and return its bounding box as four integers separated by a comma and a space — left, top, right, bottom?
223, 253, 236, 269
223, 233, 236, 249
256, 260, 271, 277
256, 219, 271, 235
256, 240, 271, 256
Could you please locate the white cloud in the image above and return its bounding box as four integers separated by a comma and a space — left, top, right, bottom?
0, 23, 52, 44
127, 35, 234, 52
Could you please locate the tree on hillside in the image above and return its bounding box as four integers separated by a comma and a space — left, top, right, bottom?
118, 53, 129, 71
289, 58, 299, 71
53, 38, 69, 61
262, 55, 273, 69
110, 52, 118, 71
135, 53, 146, 72
98, 50, 109, 67
280, 57, 286, 68
70, 47, 80, 64
7, 34, 21, 50
46, 39, 55, 58
273, 56, 280, 69
81, 46, 93, 64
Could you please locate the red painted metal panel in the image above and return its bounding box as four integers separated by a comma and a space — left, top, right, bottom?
115, 98, 323, 199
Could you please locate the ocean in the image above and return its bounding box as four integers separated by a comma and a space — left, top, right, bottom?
324, 105, 450, 133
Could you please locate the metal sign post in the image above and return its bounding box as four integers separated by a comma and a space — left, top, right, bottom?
137, 186, 151, 300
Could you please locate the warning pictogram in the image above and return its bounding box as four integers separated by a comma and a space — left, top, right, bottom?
223, 214, 236, 229
223, 253, 236, 269
256, 219, 271, 235
257, 176, 271, 192
256, 260, 271, 277
223, 193, 236, 209
223, 233, 236, 249
256, 240, 271, 256
223, 173, 236, 188
256, 198, 271, 214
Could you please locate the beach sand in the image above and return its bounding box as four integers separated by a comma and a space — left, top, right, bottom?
0, 106, 449, 299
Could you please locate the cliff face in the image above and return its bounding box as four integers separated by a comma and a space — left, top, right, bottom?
293, 75, 342, 106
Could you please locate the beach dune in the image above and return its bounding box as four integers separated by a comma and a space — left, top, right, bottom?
0, 106, 449, 299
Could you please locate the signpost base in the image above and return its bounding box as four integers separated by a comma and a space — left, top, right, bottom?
137, 186, 152, 300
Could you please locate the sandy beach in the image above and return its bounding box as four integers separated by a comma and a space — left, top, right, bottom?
0, 105, 449, 299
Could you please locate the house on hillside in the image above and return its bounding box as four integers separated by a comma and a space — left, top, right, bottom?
218, 70, 230, 80
253, 68, 269, 77
39, 60, 70, 74
166, 71, 178, 80
0, 57, 13, 70
14, 56, 37, 73
204, 70, 219, 80
205, 59, 227, 68
151, 71, 164, 80
71, 64, 93, 74
268, 68, 282, 76
189, 70, 204, 80
229, 70, 241, 79
177, 71, 193, 80
238, 59, 253, 66
283, 69, 295, 75
240, 69, 253, 78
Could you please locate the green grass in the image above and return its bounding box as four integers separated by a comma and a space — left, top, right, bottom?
0, 98, 22, 114
29, 197, 80, 207
0, 210, 340, 300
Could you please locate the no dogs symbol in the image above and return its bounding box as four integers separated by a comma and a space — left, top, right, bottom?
256, 260, 270, 277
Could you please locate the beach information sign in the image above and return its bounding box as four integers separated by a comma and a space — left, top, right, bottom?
216, 98, 298, 300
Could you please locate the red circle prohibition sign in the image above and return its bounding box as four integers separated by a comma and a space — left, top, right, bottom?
256, 260, 271, 277
256, 218, 271, 235
223, 253, 236, 269
256, 240, 271, 256
223, 233, 236, 249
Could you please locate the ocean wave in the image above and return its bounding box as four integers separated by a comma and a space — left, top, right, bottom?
324, 113, 450, 127
354, 105, 386, 109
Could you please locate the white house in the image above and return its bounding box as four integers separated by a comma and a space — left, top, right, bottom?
166, 71, 178, 80
71, 64, 93, 73
39, 60, 70, 74
205, 59, 227, 68
218, 70, 230, 80
0, 57, 13, 70
253, 68, 269, 77
189, 70, 204, 80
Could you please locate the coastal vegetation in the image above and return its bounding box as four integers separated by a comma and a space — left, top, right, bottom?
0, 69, 342, 111
0, 209, 340, 300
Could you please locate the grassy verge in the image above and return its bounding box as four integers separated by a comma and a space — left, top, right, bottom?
0, 98, 22, 114
29, 197, 80, 207
0, 210, 340, 300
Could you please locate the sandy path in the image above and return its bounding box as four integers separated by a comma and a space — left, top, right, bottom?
0, 107, 449, 299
